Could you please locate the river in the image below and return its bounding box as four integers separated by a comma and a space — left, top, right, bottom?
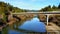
2, 17, 46, 34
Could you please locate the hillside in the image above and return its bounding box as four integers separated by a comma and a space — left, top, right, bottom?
0, 2, 27, 14
40, 4, 60, 11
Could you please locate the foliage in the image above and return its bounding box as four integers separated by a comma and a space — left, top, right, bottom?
0, 2, 27, 22
40, 4, 60, 11
58, 3, 60, 9
0, 2, 27, 14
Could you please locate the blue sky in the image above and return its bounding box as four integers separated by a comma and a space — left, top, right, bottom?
0, 0, 60, 10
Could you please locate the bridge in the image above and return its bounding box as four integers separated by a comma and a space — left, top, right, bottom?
11, 11, 60, 25
11, 12, 60, 34
0, 11, 60, 34
12, 12, 60, 14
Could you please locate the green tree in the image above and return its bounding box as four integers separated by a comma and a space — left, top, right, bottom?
58, 3, 60, 9
40, 5, 52, 11
52, 5, 57, 9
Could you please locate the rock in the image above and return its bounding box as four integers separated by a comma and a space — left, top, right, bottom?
38, 14, 47, 22
49, 15, 60, 27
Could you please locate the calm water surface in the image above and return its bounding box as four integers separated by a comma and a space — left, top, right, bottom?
2, 17, 46, 34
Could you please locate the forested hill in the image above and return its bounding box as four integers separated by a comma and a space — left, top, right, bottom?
0, 2, 27, 14
40, 3, 60, 11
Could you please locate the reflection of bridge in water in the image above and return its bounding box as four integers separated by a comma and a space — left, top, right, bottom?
11, 12, 60, 26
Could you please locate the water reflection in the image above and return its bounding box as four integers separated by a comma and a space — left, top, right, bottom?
2, 17, 46, 34
19, 17, 46, 32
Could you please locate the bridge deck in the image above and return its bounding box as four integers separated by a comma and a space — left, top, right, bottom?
12, 12, 60, 15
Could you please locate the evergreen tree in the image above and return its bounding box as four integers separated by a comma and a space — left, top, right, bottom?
58, 3, 60, 9
52, 5, 57, 9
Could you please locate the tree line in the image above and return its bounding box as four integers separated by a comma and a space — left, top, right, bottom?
0, 2, 27, 14
40, 3, 60, 11
0, 1, 60, 14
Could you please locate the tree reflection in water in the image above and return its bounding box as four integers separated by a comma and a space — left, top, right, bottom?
2, 18, 34, 34
2, 17, 46, 34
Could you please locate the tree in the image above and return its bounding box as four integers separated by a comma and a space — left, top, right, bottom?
40, 5, 52, 11
52, 5, 57, 9
47, 5, 51, 8
58, 3, 60, 9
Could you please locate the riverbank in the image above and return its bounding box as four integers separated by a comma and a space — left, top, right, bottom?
46, 22, 60, 34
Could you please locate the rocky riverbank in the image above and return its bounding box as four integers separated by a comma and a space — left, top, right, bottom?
7, 14, 60, 27
49, 14, 60, 27
38, 14, 60, 27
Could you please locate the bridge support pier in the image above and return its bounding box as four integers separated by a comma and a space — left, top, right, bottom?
46, 14, 52, 26
47, 15, 49, 26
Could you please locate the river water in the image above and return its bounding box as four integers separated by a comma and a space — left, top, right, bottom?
2, 17, 46, 34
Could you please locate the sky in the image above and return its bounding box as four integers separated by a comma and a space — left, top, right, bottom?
0, 0, 60, 10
